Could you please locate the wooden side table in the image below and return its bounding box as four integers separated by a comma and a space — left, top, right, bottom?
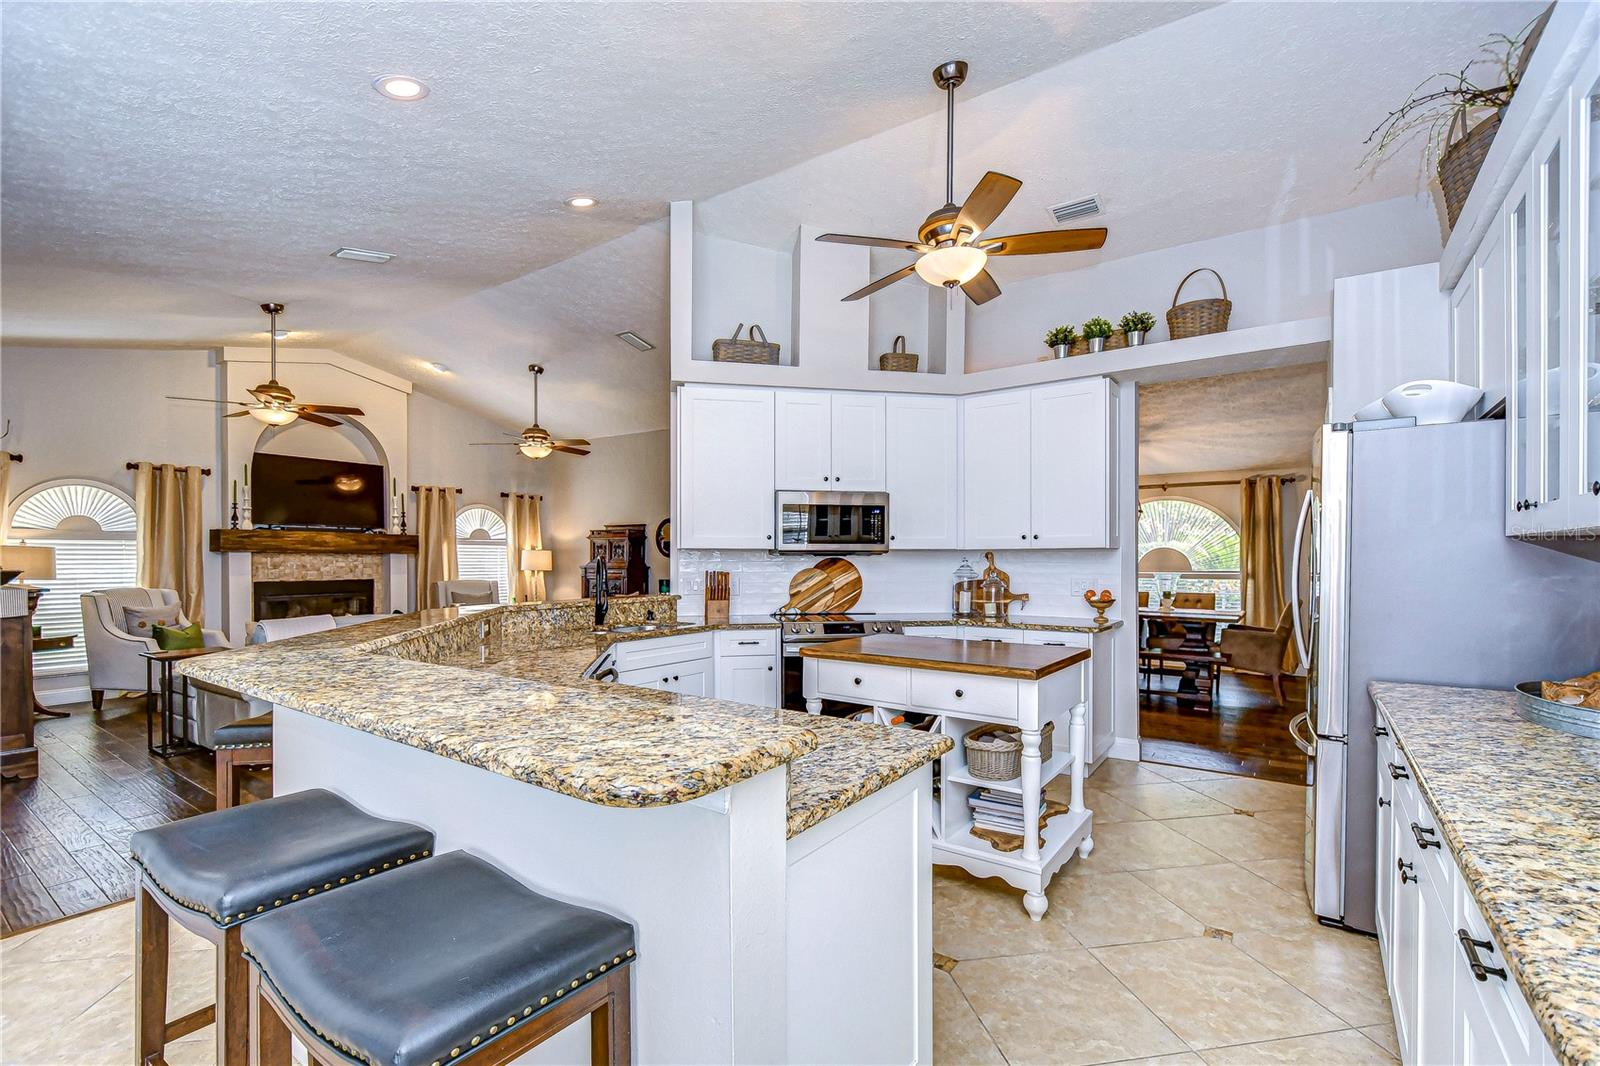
30, 632, 74, 718
142, 647, 222, 758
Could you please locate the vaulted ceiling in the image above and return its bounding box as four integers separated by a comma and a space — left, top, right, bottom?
1, 1, 1540, 438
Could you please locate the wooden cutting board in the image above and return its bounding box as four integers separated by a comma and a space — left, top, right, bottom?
783, 557, 863, 614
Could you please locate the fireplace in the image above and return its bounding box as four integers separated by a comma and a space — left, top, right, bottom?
254, 579, 374, 621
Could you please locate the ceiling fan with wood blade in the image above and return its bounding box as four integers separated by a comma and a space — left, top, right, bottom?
167, 303, 365, 427
468, 364, 591, 459
816, 60, 1107, 307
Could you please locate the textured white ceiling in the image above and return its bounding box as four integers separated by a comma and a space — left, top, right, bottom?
0, 1, 1538, 437
1138, 362, 1328, 475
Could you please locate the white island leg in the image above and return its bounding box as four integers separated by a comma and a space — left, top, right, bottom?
1020, 726, 1047, 921
1071, 697, 1094, 857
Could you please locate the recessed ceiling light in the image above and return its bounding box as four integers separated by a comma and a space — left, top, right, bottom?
331, 247, 396, 264
615, 330, 655, 352
373, 75, 429, 101
426, 361, 450, 374
565, 196, 598, 209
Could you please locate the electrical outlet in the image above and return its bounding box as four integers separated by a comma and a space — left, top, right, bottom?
1068, 578, 1092, 598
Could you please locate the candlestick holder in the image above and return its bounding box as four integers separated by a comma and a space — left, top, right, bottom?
239, 487, 253, 531
230, 499, 240, 529
399, 498, 407, 536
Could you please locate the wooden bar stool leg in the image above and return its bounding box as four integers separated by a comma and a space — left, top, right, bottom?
134, 879, 169, 1066
249, 967, 292, 1066
215, 750, 236, 811
217, 925, 250, 1066
604, 966, 631, 1066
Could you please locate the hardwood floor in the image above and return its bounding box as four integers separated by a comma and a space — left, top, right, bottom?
1138, 669, 1309, 785
0, 696, 269, 934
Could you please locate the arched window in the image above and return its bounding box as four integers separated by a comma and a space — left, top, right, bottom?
7, 481, 138, 674
1136, 498, 1241, 610
454, 505, 510, 604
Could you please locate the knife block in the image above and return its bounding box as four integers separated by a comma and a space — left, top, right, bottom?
704, 570, 730, 626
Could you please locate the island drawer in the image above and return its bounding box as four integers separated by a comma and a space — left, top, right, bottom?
815, 660, 908, 707
715, 630, 777, 657
910, 671, 1018, 719
613, 632, 715, 672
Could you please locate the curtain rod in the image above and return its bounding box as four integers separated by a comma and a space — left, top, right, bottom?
125, 462, 212, 475
411, 485, 462, 494
499, 492, 544, 500
1143, 475, 1299, 490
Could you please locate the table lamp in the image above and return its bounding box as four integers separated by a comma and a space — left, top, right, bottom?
0, 544, 56, 586
519, 548, 554, 602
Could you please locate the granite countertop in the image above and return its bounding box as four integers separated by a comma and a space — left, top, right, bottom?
179, 601, 950, 837
1370, 682, 1600, 1066
801, 634, 1091, 680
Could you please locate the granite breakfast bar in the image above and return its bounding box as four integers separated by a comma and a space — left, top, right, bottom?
178, 598, 951, 1064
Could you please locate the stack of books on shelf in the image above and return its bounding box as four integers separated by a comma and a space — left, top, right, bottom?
968, 788, 1025, 835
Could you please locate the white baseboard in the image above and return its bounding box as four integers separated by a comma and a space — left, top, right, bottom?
1107, 737, 1141, 762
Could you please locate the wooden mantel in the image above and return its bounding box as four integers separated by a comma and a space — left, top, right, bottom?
209, 529, 419, 555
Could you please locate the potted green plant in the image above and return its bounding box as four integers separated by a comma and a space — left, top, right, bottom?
1044, 325, 1077, 360
1081, 317, 1113, 354
1119, 310, 1157, 347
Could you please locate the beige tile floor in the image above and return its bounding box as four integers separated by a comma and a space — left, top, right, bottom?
934, 759, 1398, 1065
0, 760, 1394, 1065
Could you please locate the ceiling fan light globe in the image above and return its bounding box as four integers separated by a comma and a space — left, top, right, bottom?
249, 406, 298, 426
518, 440, 554, 459
915, 245, 987, 288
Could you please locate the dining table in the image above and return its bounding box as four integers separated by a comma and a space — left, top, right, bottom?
1137, 606, 1244, 703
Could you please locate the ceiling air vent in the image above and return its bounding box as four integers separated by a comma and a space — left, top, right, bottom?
1048, 196, 1102, 224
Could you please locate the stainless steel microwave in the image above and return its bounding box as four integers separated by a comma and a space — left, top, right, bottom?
774, 491, 890, 554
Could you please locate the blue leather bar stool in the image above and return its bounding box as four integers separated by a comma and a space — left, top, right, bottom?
211, 711, 272, 810
130, 788, 434, 1066
243, 852, 637, 1066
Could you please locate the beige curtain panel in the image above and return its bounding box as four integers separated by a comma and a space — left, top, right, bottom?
504, 492, 545, 603
1238, 474, 1297, 671
0, 451, 11, 545
133, 462, 206, 624
414, 485, 458, 609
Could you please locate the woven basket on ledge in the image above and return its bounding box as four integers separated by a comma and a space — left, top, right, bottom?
1167, 268, 1231, 340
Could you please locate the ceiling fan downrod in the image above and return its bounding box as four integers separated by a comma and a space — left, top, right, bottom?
933, 60, 967, 208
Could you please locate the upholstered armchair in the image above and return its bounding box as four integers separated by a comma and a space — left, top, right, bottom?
433, 580, 499, 607
80, 588, 228, 709
1220, 604, 1296, 705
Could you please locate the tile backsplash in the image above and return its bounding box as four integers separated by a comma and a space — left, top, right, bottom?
675, 549, 1120, 618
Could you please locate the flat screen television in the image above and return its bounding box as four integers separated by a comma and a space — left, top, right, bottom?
251, 453, 386, 530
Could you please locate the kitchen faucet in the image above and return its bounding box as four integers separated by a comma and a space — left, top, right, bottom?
594, 554, 609, 627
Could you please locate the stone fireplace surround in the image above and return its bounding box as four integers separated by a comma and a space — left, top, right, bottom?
249, 552, 386, 624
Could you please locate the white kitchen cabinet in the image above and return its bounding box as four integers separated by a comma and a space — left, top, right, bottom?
619, 656, 712, 697
1375, 710, 1557, 1066
961, 391, 1033, 547
678, 385, 776, 549
774, 390, 833, 489
774, 390, 886, 491
1450, 268, 1479, 402
1476, 221, 1509, 416
885, 395, 960, 548
1030, 378, 1118, 549
1507, 157, 1540, 535
713, 629, 780, 708
1570, 45, 1600, 532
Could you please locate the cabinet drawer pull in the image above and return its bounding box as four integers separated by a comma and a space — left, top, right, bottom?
1457, 930, 1508, 982
1388, 762, 1410, 780
1410, 823, 1441, 849
1397, 858, 1417, 884
736, 640, 760, 646
1374, 724, 1389, 738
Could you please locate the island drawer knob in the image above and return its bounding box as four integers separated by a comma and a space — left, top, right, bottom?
1397, 858, 1417, 884
853, 677, 862, 685
955, 689, 964, 698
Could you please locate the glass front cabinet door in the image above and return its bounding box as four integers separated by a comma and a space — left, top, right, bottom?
1507, 160, 1539, 534
1576, 43, 1600, 529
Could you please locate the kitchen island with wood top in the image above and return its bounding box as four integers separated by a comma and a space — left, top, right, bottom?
800, 633, 1093, 919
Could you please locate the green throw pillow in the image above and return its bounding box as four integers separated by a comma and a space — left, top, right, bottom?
152, 621, 204, 651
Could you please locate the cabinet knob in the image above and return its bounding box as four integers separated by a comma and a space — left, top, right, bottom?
1591, 480, 1599, 496
1397, 858, 1417, 884
1374, 724, 1389, 738
672, 675, 680, 682
890, 535, 896, 541
1457, 930, 1508, 982
1388, 762, 1409, 780
1378, 796, 1391, 808
767, 666, 773, 671
1531, 501, 1539, 509
766, 534, 773, 540
1032, 534, 1039, 540
1020, 533, 1027, 540
853, 677, 862, 686
954, 689, 964, 698
1515, 500, 1525, 511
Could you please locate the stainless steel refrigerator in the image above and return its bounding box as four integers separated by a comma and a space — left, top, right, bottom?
1290, 419, 1600, 934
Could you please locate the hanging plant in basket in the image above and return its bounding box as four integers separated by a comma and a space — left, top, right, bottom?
1359, 8, 1549, 231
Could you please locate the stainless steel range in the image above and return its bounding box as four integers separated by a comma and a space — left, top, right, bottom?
776, 612, 906, 712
